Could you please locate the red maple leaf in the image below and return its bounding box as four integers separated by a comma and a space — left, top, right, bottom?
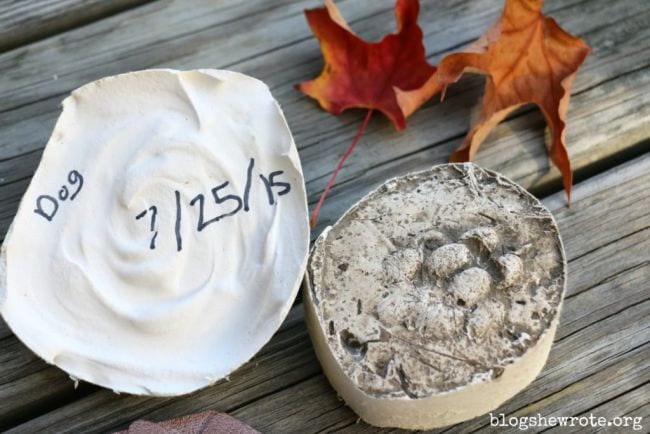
298, 0, 439, 227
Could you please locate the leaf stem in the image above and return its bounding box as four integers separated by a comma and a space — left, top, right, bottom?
309, 109, 374, 229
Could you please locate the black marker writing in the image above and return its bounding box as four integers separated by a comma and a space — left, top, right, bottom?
68, 170, 83, 200
259, 170, 291, 205
58, 186, 69, 201
136, 206, 158, 249
34, 195, 58, 222
34, 169, 84, 222
189, 181, 242, 231
175, 190, 182, 252
133, 160, 293, 252
243, 158, 254, 211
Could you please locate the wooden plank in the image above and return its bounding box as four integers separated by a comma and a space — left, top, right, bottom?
0, 0, 632, 160
436, 157, 650, 433
0, 317, 11, 340
0, 178, 30, 244
1, 0, 649, 241
231, 300, 648, 433
548, 158, 650, 261
0, 305, 318, 432
558, 240, 648, 341
254, 341, 650, 434
1, 0, 648, 430
0, 0, 625, 116
0, 366, 87, 432
231, 375, 352, 433
5, 154, 649, 432
305, 67, 650, 234
0, 338, 57, 385
570, 384, 649, 434
0, 0, 395, 115
0, 0, 153, 53
481, 345, 648, 434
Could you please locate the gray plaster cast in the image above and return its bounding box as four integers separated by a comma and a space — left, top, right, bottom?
304, 163, 566, 429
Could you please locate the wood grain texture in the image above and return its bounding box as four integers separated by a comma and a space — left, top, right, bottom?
1, 0, 649, 241
5, 155, 649, 433
0, 305, 317, 432
0, 0, 153, 52
0, 0, 648, 432
569, 383, 649, 434
234, 157, 650, 434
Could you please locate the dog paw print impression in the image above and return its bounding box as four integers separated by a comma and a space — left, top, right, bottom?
305, 163, 566, 429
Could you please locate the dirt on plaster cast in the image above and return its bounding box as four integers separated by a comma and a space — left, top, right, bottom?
307, 163, 565, 403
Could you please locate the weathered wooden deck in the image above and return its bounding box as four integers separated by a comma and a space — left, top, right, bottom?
0, 0, 648, 432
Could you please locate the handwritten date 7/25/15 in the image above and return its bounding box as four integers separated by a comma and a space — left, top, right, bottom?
136, 158, 291, 252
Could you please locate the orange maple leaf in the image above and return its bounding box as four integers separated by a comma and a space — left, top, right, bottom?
436, 0, 591, 201
298, 0, 439, 227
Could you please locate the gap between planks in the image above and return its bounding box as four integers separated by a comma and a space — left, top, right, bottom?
3, 153, 648, 433
1, 0, 649, 242
0, 0, 156, 53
